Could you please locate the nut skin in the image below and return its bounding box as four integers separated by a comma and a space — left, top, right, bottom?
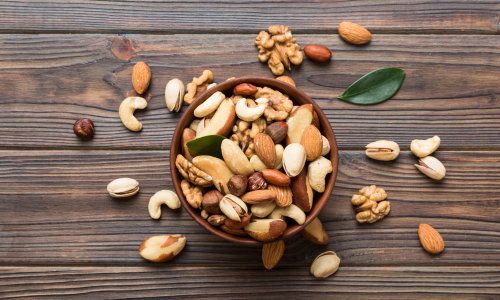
262, 240, 285, 270
262, 169, 290, 186
290, 167, 313, 212
138, 235, 186, 263
254, 133, 277, 168
301, 125, 322, 161
268, 184, 293, 207
233, 83, 258, 95
241, 190, 275, 205
202, 190, 223, 215
244, 219, 287, 242
265, 121, 288, 144
224, 213, 252, 230
338, 22, 372, 45
304, 44, 332, 62
247, 172, 268, 191
132, 61, 151, 94
207, 215, 226, 226
419, 224, 445, 254
276, 76, 296, 87
73, 118, 94, 140
227, 175, 248, 197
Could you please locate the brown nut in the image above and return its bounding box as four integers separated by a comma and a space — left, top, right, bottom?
301, 217, 329, 245
181, 128, 197, 162
301, 125, 322, 161
138, 235, 186, 262
290, 167, 314, 212
276, 76, 296, 87
304, 44, 332, 62
262, 240, 285, 270
202, 190, 223, 215
233, 83, 258, 95
241, 190, 275, 205
224, 213, 252, 230
265, 121, 288, 144
208, 214, 226, 226
227, 175, 248, 197
419, 224, 445, 254
247, 172, 268, 191
244, 219, 287, 242
220, 224, 249, 236
254, 133, 277, 168
262, 169, 290, 186
311, 110, 321, 131
268, 184, 293, 207
73, 118, 94, 140
132, 61, 151, 94
338, 22, 372, 45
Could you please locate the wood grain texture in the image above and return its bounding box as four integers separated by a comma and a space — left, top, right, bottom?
0, 266, 499, 299
0, 1, 499, 34
1, 150, 499, 265
1, 34, 499, 150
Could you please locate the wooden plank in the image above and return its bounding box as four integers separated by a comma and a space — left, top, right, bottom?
1, 150, 499, 265
0, 1, 499, 34
1, 34, 499, 150
0, 266, 499, 299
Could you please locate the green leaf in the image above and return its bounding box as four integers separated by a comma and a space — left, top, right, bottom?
338, 68, 405, 105
186, 135, 226, 160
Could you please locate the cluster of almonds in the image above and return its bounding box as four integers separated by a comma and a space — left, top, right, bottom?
175, 82, 334, 242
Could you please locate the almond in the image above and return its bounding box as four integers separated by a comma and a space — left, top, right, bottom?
301, 217, 329, 245
262, 169, 290, 186
254, 133, 277, 168
304, 44, 332, 62
241, 190, 275, 205
338, 22, 372, 45
276, 76, 296, 87
132, 61, 151, 94
301, 125, 322, 161
418, 224, 445, 254
265, 121, 288, 144
233, 83, 258, 95
268, 184, 293, 207
262, 240, 285, 270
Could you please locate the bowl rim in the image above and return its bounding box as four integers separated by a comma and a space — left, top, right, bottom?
170, 76, 339, 245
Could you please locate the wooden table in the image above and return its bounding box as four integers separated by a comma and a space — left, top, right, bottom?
1, 1, 499, 298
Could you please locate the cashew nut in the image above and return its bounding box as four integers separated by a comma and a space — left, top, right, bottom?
308, 156, 333, 193
194, 91, 226, 118
119, 97, 147, 131
148, 190, 181, 219
235, 97, 268, 121
269, 204, 306, 225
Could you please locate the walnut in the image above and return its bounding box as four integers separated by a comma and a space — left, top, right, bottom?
254, 25, 303, 75
175, 154, 213, 187
184, 70, 214, 104
230, 117, 267, 158
352, 185, 390, 223
181, 180, 203, 209
264, 106, 289, 123
254, 87, 293, 123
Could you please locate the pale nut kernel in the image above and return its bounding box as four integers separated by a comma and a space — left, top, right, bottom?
310, 251, 340, 278
221, 139, 254, 177
165, 78, 184, 112
107, 178, 139, 198
119, 97, 148, 131
138, 235, 186, 263
308, 156, 333, 193
189, 119, 201, 131
300, 217, 329, 246
201, 209, 209, 219
415, 156, 446, 180
274, 144, 284, 170
219, 194, 248, 222
235, 98, 269, 122
365, 140, 400, 161
269, 204, 306, 225
194, 91, 226, 118
148, 190, 180, 219
411, 136, 441, 158
251, 202, 276, 218
320, 135, 331, 156
282, 143, 306, 177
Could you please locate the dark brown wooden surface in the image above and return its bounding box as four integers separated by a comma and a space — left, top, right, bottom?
1, 1, 500, 298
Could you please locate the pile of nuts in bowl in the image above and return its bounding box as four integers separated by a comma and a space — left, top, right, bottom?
175, 81, 334, 242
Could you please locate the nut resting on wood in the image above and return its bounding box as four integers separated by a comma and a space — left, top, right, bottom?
73, 118, 94, 140
411, 136, 441, 157
148, 190, 180, 219
365, 140, 400, 161
352, 185, 390, 223
415, 156, 446, 180
418, 224, 445, 254
132, 61, 151, 94
107, 178, 139, 198
119, 97, 148, 131
165, 78, 184, 112
310, 251, 340, 278
262, 240, 285, 270
138, 235, 186, 262
184, 70, 214, 104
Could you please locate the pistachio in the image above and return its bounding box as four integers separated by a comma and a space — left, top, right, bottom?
107, 178, 139, 198
411, 136, 441, 157
219, 194, 248, 222
415, 156, 446, 180
165, 78, 184, 112
365, 140, 400, 161
310, 251, 340, 278
320, 135, 330, 156
282, 143, 306, 177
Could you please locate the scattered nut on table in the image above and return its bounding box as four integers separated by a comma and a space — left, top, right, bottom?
415, 156, 446, 180
184, 70, 213, 104
365, 140, 400, 161
262, 240, 285, 270
165, 78, 184, 112
310, 251, 340, 278
119, 97, 148, 131
138, 235, 186, 262
73, 118, 94, 140
411, 136, 441, 158
148, 190, 180, 219
107, 178, 139, 198
352, 185, 390, 223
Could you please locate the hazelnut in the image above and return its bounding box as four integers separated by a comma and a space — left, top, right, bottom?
247, 172, 268, 191
73, 118, 94, 140
202, 190, 223, 215
227, 175, 248, 196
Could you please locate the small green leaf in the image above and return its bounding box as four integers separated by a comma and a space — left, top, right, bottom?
338, 68, 405, 105
186, 135, 226, 160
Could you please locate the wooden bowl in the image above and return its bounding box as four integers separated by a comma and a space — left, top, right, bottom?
170, 77, 339, 245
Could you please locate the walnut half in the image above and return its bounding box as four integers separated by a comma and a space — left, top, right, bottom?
352, 185, 390, 223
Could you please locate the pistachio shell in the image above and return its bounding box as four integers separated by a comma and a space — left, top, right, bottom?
219, 194, 248, 222
107, 178, 139, 198
282, 143, 306, 177
365, 140, 400, 161
165, 78, 184, 112
415, 156, 446, 180
310, 251, 340, 278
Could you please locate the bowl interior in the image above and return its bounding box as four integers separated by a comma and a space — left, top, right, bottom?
170, 77, 339, 245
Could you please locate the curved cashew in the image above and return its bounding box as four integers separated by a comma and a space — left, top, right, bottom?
269, 204, 306, 225
119, 97, 147, 131
308, 156, 333, 193
148, 190, 180, 219
194, 91, 225, 118
235, 97, 268, 121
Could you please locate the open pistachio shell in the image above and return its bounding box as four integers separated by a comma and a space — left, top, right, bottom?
414, 156, 446, 180
310, 251, 340, 278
